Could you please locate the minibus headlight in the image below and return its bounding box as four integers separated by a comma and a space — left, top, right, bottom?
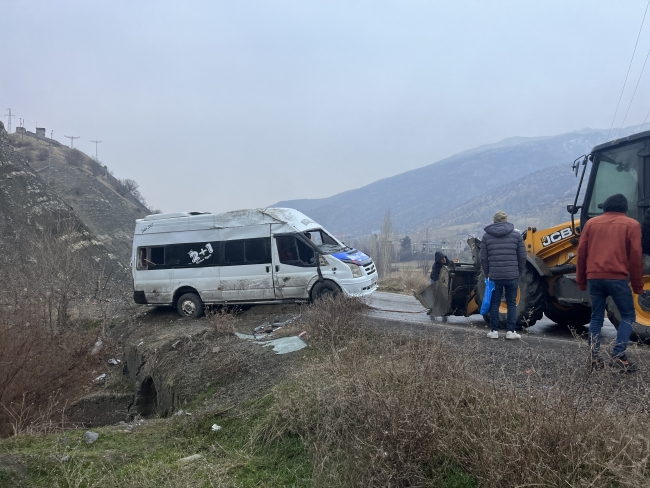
346, 262, 363, 278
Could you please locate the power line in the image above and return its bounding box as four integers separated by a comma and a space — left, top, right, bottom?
90, 140, 102, 160
64, 135, 80, 148
618, 42, 650, 138
4, 108, 15, 132
607, 0, 650, 140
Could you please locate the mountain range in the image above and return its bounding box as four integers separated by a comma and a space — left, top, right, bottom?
273, 127, 644, 236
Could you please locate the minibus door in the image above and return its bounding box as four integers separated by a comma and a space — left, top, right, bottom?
219, 231, 275, 301
271, 233, 318, 299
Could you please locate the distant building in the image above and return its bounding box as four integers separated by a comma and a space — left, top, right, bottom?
35, 128, 46, 138
15, 127, 26, 134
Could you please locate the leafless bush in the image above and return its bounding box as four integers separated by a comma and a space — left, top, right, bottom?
0, 220, 129, 437
37, 148, 48, 161
0, 309, 99, 437
207, 307, 239, 336
299, 294, 367, 350
270, 334, 650, 486
65, 149, 84, 167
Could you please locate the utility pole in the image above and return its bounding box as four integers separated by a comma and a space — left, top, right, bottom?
47, 140, 52, 185
19, 118, 24, 141
64, 135, 79, 148
90, 140, 102, 161
4, 109, 15, 132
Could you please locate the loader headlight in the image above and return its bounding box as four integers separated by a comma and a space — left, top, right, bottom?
345, 262, 363, 278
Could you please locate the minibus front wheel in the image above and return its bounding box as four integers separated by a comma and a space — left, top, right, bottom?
311, 280, 341, 301
177, 293, 204, 318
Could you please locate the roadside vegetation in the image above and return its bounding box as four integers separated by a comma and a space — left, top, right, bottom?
0, 220, 130, 438
3, 294, 650, 486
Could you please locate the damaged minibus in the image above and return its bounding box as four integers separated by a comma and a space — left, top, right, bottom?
131, 208, 378, 317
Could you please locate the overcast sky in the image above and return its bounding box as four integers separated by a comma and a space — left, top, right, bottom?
3, 1, 650, 213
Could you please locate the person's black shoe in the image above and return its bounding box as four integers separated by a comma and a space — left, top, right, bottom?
426, 309, 432, 316
610, 356, 637, 373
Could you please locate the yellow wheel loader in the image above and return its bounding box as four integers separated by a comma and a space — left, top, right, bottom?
415, 130, 650, 341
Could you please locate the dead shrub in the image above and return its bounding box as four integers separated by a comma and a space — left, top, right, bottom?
0, 309, 99, 437
299, 294, 367, 349
65, 149, 84, 167
270, 334, 650, 487
207, 307, 239, 336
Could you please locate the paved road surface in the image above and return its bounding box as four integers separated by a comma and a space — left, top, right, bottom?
367, 291, 617, 342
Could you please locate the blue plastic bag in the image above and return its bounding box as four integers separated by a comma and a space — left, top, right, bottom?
480, 278, 495, 315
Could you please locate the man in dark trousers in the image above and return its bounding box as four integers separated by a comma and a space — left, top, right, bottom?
480, 210, 526, 340
577, 193, 643, 371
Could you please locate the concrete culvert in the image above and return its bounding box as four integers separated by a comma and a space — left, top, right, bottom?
133, 377, 157, 417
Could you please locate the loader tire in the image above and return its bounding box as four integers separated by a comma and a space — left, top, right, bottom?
544, 302, 591, 328
476, 265, 547, 329
606, 295, 650, 343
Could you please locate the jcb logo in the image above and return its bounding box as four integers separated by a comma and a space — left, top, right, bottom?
542, 227, 572, 247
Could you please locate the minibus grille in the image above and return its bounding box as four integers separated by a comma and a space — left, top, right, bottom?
364, 262, 376, 276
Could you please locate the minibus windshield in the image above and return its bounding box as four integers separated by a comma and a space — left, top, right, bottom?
303, 229, 348, 254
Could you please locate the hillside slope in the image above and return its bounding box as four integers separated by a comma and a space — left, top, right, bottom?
273, 128, 638, 235
0, 122, 116, 273
420, 163, 584, 233
9, 131, 149, 263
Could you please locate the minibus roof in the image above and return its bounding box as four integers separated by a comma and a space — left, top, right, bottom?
137, 208, 321, 234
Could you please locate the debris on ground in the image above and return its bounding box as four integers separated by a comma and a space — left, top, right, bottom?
60, 455, 70, 463
298, 331, 307, 338
93, 373, 106, 383
211, 424, 222, 432
235, 332, 307, 355
262, 336, 307, 354
179, 454, 203, 464
137, 340, 144, 347
84, 431, 99, 444
253, 315, 301, 338
108, 358, 120, 365
91, 337, 103, 356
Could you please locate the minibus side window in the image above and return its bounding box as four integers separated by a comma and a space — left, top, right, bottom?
224, 241, 245, 264
245, 239, 270, 263
150, 247, 165, 266
137, 248, 148, 269
223, 238, 271, 266
276, 236, 316, 267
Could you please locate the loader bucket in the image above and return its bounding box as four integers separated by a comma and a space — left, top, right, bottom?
413, 266, 452, 316
414, 262, 480, 316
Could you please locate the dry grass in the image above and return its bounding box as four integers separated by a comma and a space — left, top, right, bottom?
378, 268, 430, 294
263, 296, 650, 487
297, 294, 368, 350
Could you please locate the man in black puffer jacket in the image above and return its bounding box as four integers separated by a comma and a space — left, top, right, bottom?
480, 210, 526, 340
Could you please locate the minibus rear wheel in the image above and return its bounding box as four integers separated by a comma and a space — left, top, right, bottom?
177, 293, 204, 318
311, 280, 340, 301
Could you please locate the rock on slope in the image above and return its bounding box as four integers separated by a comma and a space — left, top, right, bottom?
9, 130, 149, 264
0, 121, 115, 273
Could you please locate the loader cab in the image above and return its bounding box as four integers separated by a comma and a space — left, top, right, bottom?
576, 130, 650, 230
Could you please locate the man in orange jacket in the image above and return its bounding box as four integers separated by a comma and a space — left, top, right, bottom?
577, 194, 643, 371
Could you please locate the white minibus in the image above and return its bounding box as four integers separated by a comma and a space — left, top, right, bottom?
132, 208, 377, 317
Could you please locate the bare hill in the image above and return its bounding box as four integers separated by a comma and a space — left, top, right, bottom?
0, 121, 116, 273
9, 130, 149, 263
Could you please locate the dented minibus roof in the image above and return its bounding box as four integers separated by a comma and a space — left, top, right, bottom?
134, 208, 321, 235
